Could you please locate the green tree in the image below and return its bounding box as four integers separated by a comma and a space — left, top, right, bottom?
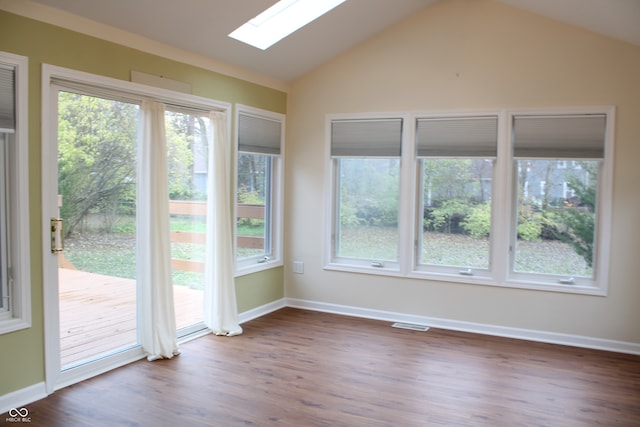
561, 163, 597, 266
165, 112, 208, 200
58, 92, 138, 235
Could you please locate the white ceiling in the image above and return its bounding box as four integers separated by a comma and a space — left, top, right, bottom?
20, 0, 640, 83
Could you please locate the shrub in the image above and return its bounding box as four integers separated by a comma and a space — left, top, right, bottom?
425, 200, 471, 234
462, 202, 491, 238
517, 216, 542, 241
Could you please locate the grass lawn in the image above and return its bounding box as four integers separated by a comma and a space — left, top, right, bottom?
338, 226, 592, 276
64, 224, 592, 286
64, 216, 267, 289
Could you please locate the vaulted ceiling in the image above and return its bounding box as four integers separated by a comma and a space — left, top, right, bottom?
13, 0, 640, 83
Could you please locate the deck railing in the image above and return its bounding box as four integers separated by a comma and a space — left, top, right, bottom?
169, 200, 264, 273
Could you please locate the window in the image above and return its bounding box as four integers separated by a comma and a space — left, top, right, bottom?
0, 52, 30, 334
329, 117, 402, 270
415, 116, 497, 276
326, 108, 613, 294
510, 114, 610, 288
235, 107, 284, 273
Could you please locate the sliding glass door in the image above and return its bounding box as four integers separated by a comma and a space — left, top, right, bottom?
43, 68, 221, 391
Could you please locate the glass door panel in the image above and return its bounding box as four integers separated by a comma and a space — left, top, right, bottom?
165, 109, 207, 333
57, 91, 139, 369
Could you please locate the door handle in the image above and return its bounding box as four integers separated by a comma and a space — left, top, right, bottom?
51, 218, 64, 253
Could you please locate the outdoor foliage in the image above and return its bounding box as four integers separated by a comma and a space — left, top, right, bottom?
165, 111, 209, 201
337, 155, 597, 269
338, 158, 399, 227
559, 163, 598, 267
237, 153, 268, 228
57, 92, 138, 235
58, 94, 211, 236
462, 202, 491, 238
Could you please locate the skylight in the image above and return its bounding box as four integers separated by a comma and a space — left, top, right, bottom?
229, 0, 347, 50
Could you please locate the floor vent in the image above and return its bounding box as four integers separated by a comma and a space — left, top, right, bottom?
391, 322, 430, 332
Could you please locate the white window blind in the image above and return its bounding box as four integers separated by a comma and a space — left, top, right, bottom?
331, 118, 402, 157
0, 65, 15, 133
416, 116, 497, 158
513, 115, 606, 159
238, 113, 282, 155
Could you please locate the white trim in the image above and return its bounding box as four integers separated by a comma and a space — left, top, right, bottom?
239, 298, 286, 324
0, 382, 47, 415
0, 51, 30, 335
285, 298, 640, 355
55, 347, 146, 392
45, 64, 231, 113
234, 105, 285, 276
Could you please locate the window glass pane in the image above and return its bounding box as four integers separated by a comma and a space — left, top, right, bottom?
165, 110, 208, 330
237, 152, 271, 259
335, 158, 399, 261
419, 159, 492, 269
58, 92, 138, 281
514, 160, 596, 277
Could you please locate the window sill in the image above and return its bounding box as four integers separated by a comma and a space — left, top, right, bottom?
324, 263, 606, 296
235, 259, 283, 277
0, 317, 31, 335
325, 262, 400, 277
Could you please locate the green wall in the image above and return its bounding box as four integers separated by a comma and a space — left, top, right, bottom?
0, 10, 286, 397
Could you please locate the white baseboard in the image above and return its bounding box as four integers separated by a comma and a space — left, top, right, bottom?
239, 298, 287, 324
285, 298, 640, 355
0, 382, 47, 415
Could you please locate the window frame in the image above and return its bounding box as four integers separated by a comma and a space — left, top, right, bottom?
0, 51, 31, 334
412, 113, 499, 281
234, 105, 285, 275
324, 107, 614, 296
325, 113, 406, 275
503, 107, 614, 295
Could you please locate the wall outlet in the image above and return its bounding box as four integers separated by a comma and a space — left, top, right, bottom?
292, 261, 304, 274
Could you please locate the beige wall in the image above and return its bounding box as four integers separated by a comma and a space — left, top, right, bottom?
285, 0, 640, 343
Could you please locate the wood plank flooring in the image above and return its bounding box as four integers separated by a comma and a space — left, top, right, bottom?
18, 308, 640, 427
59, 268, 204, 367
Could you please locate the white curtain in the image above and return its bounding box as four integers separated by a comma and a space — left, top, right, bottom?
204, 111, 243, 336
138, 100, 180, 360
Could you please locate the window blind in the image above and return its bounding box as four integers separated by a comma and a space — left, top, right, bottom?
0, 65, 15, 133
416, 116, 497, 158
331, 118, 402, 157
238, 113, 281, 155
513, 115, 606, 159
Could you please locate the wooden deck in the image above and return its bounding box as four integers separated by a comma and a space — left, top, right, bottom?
59, 268, 204, 368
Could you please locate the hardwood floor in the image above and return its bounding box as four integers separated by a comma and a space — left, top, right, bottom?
18, 308, 640, 427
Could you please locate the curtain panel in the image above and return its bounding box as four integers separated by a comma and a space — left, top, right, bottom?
204, 111, 243, 336
138, 100, 180, 360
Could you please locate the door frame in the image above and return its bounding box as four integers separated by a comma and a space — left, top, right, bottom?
41, 64, 229, 394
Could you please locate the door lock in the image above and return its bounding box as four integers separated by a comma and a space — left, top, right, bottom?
50, 218, 64, 253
